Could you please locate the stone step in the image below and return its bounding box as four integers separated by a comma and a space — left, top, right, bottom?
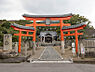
30, 60, 73, 63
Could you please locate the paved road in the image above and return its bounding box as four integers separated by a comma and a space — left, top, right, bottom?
0, 63, 95, 72
39, 46, 63, 60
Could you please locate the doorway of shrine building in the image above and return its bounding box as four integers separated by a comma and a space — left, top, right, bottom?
39, 31, 58, 43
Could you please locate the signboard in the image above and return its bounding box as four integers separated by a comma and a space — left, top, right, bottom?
46, 18, 50, 25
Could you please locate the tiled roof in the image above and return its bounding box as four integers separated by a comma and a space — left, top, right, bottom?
23, 13, 72, 18
11, 23, 34, 30
62, 23, 86, 30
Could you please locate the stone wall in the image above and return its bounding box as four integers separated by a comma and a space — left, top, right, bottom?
81, 39, 95, 57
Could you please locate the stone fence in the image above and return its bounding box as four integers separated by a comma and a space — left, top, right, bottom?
82, 39, 95, 57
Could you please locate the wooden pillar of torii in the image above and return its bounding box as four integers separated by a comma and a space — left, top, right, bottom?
60, 18, 65, 53
32, 19, 36, 50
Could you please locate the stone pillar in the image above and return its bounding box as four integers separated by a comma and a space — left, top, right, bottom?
25, 43, 28, 56
80, 42, 85, 58
30, 41, 33, 48
3, 34, 12, 51
26, 41, 29, 49
22, 42, 28, 56
32, 41, 36, 55
14, 42, 18, 54
61, 41, 65, 53
41, 36, 42, 42
72, 42, 76, 56
44, 36, 45, 43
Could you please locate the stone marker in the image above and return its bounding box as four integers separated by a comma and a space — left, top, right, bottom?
32, 41, 36, 55
80, 42, 85, 58
26, 41, 29, 49
13, 42, 18, 54
29, 41, 32, 48
61, 41, 65, 53
22, 42, 28, 56
72, 42, 76, 56
3, 34, 12, 51
25, 43, 28, 56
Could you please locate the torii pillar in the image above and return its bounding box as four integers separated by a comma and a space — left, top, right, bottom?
60, 19, 65, 53
75, 30, 78, 55
32, 19, 37, 54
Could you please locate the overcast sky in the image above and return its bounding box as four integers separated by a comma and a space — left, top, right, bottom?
0, 0, 95, 27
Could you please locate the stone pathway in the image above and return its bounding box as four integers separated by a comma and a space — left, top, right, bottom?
29, 46, 73, 63
39, 46, 63, 61
27, 46, 44, 61
54, 46, 73, 60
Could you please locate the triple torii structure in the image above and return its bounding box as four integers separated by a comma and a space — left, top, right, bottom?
11, 13, 86, 55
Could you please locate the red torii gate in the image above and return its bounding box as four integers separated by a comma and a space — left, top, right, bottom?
11, 23, 35, 53
22, 13, 72, 54
62, 23, 86, 54
11, 13, 86, 55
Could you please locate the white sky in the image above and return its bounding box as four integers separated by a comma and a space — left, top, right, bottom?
0, 0, 95, 28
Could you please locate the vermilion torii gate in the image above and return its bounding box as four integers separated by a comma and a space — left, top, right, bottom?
11, 23, 35, 53
11, 13, 86, 55
62, 23, 86, 54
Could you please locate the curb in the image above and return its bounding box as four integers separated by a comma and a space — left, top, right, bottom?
30, 60, 73, 63
73, 60, 95, 64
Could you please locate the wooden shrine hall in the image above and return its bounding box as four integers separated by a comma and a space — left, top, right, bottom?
11, 13, 86, 55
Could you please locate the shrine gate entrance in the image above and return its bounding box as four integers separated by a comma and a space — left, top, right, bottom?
11, 13, 86, 55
